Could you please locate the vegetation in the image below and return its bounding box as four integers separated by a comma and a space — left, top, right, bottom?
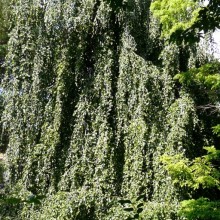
151, 0, 220, 43
0, 0, 10, 63
0, 153, 4, 184
151, 1, 220, 219
0, 0, 219, 219
0, 0, 11, 153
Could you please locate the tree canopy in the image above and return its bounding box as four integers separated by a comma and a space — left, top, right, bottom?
151, 0, 220, 43
0, 0, 10, 59
0, 0, 219, 219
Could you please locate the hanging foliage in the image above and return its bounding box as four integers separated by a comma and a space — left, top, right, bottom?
0, 0, 211, 219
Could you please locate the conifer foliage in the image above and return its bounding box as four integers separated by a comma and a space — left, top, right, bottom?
0, 0, 213, 219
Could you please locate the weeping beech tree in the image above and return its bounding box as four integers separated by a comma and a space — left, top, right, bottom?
0, 0, 209, 219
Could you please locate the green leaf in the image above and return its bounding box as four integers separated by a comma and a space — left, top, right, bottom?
118, 199, 132, 204
136, 202, 144, 208
124, 208, 134, 212
3, 197, 22, 204
133, 213, 139, 219
136, 195, 145, 201
137, 207, 143, 213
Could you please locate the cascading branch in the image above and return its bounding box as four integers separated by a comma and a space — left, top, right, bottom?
0, 0, 202, 219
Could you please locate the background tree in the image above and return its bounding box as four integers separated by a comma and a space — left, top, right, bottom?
0, 0, 10, 64
151, 1, 220, 219
151, 0, 220, 43
0, 0, 11, 153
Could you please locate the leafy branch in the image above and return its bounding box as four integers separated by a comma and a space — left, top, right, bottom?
118, 195, 145, 220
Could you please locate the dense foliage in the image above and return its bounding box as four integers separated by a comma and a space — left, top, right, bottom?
0, 0, 219, 219
151, 0, 220, 43
0, 0, 11, 153
151, 1, 220, 218
0, 0, 10, 63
